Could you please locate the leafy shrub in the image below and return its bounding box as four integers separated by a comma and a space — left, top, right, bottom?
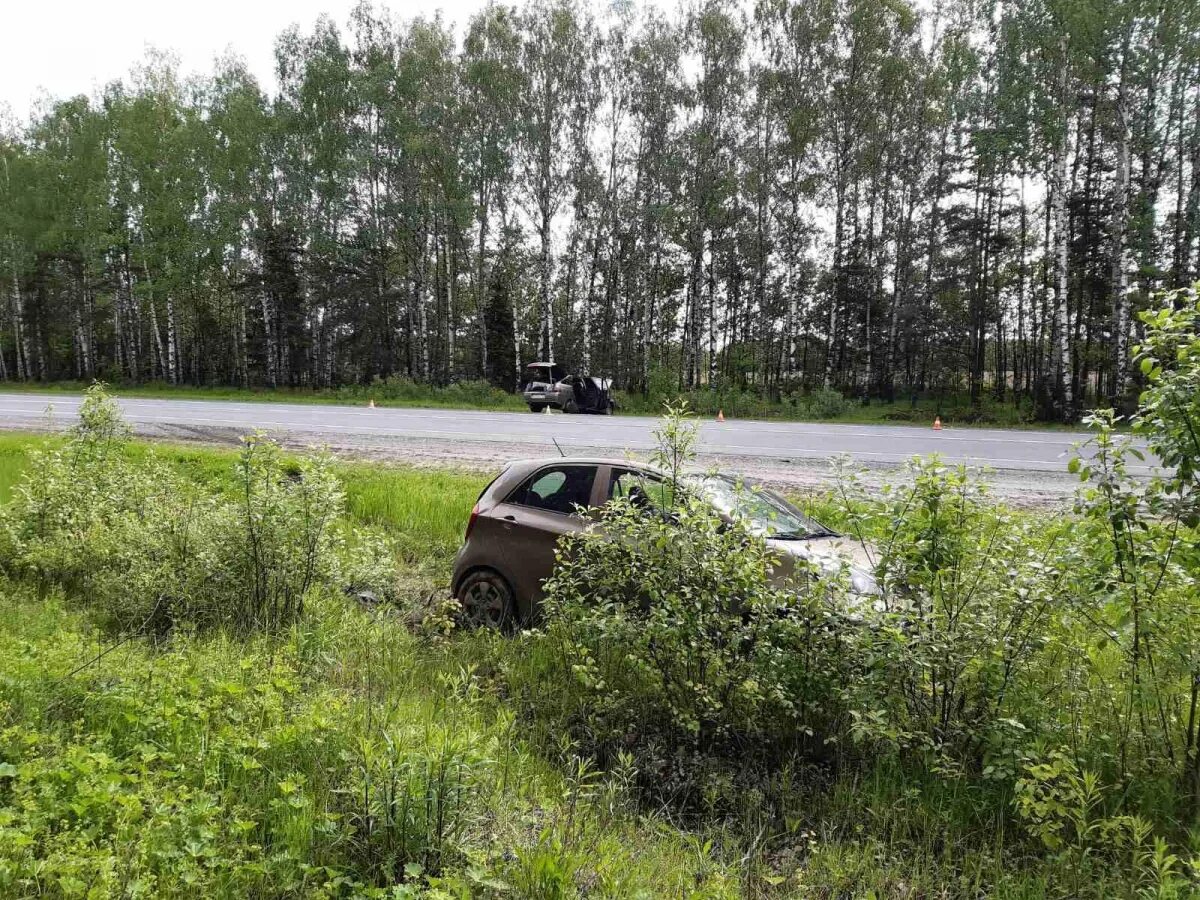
828, 458, 1068, 771
802, 387, 850, 419
509, 407, 860, 812
0, 584, 495, 897
338, 376, 517, 409
0, 383, 393, 633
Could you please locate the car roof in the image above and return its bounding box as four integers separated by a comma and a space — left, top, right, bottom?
500, 456, 668, 476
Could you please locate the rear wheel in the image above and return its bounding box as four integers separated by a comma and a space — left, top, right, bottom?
458, 570, 516, 631
563, 398, 579, 414
528, 403, 545, 413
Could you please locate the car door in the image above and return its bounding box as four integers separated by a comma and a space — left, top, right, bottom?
490, 464, 600, 609
603, 466, 676, 513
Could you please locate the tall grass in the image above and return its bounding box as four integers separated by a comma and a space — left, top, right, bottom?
0, 433, 484, 568
0, 420, 1192, 897
0, 582, 738, 898
341, 464, 487, 563
0, 435, 27, 503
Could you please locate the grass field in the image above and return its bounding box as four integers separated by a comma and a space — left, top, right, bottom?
0, 379, 1088, 430
0, 433, 487, 569
0, 427, 1188, 897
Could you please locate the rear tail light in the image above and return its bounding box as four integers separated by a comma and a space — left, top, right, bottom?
465, 502, 480, 540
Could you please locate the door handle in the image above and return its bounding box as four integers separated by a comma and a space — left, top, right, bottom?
502, 514, 516, 529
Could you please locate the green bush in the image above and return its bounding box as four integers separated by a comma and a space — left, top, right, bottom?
801, 387, 850, 419
508, 407, 860, 813
337, 376, 517, 409
0, 384, 393, 633
0, 585, 497, 897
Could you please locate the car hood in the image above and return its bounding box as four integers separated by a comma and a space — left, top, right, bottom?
766, 534, 878, 596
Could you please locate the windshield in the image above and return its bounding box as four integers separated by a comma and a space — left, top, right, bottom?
689, 475, 833, 540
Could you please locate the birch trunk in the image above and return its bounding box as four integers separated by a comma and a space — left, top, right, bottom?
707, 232, 717, 387
143, 261, 167, 380
261, 289, 277, 388
476, 188, 490, 380
420, 232, 431, 381
114, 251, 128, 376
444, 230, 455, 382
9, 242, 29, 380
538, 200, 554, 364
885, 186, 914, 400
1185, 81, 1200, 281
166, 295, 179, 385
1109, 37, 1133, 405
1050, 113, 1073, 418
825, 171, 845, 389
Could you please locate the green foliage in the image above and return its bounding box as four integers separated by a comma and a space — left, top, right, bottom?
620, 384, 852, 423
0, 582, 744, 898
338, 377, 521, 410
503, 296, 1200, 893
1133, 285, 1200, 520
0, 384, 390, 633
830, 457, 1066, 771
510, 407, 854, 812
10, 295, 1200, 895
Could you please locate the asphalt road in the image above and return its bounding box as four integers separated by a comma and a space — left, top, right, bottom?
0, 391, 1151, 476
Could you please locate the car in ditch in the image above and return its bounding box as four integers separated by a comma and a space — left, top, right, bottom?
450, 456, 876, 629
521, 362, 615, 414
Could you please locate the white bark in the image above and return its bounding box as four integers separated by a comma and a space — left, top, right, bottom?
1051, 113, 1073, 416
1109, 46, 1132, 405
139, 246, 164, 379
445, 231, 455, 381
9, 242, 29, 380
166, 295, 179, 385
539, 221, 553, 364
113, 253, 126, 376
260, 290, 277, 388
421, 232, 431, 381
825, 176, 845, 389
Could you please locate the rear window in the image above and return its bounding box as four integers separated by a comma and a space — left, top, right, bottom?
508, 465, 596, 516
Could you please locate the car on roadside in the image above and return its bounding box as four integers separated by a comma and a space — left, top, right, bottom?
521, 362, 615, 414
450, 456, 876, 629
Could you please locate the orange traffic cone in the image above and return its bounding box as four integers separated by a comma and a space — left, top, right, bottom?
717, 409, 725, 423
368, 399, 376, 409
932, 416, 942, 431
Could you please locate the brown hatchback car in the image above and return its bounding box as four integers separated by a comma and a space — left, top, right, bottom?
450, 457, 876, 628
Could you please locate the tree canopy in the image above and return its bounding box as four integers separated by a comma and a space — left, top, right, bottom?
1, 0, 1198, 421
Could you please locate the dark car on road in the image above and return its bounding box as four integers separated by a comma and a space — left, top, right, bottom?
450, 457, 875, 629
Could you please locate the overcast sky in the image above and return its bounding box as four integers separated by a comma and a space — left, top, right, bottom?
2, 0, 497, 119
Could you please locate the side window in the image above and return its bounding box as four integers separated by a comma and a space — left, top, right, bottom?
608, 469, 675, 512
509, 465, 596, 516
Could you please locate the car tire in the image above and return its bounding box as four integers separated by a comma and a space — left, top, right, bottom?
528, 403, 545, 412
563, 398, 579, 414
458, 570, 516, 631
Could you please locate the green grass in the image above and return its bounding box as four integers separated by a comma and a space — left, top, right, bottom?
0, 435, 31, 504
0, 581, 744, 898
0, 378, 527, 412
0, 431, 1174, 897
341, 463, 489, 564
0, 433, 487, 568
0, 379, 1094, 430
